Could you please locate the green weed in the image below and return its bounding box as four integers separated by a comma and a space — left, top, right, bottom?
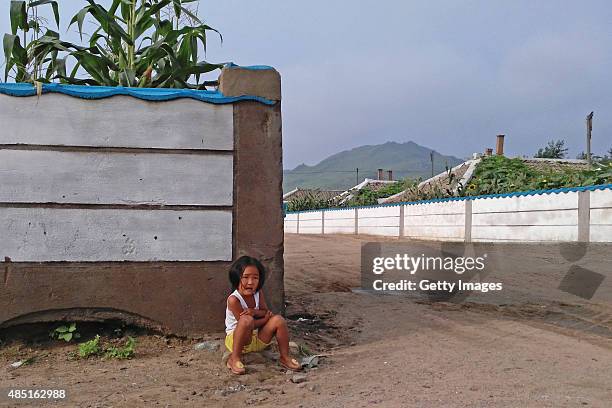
104, 337, 136, 360
78, 335, 101, 358
50, 323, 80, 342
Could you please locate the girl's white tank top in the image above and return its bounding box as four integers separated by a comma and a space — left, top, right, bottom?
225, 290, 260, 334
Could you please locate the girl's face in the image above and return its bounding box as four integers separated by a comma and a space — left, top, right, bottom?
238, 265, 260, 296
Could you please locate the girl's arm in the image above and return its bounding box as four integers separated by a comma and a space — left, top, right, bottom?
240, 291, 270, 318
230, 296, 268, 327
227, 296, 246, 322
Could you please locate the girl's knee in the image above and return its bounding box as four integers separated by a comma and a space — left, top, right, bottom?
270, 314, 286, 327
238, 315, 255, 328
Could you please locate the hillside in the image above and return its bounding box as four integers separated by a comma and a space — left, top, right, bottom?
283, 141, 464, 191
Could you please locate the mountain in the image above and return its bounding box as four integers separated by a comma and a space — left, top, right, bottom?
283, 141, 464, 191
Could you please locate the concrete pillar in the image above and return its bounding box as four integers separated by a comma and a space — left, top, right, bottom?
321, 210, 325, 235
387, 170, 393, 181
219, 65, 281, 101
229, 65, 285, 315
464, 200, 473, 243
354, 208, 359, 234
399, 205, 405, 237
377, 169, 384, 180
578, 191, 590, 242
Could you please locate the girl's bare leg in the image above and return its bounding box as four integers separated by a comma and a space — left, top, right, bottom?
229, 315, 254, 372
258, 315, 301, 370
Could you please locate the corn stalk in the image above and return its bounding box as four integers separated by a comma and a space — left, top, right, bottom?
3, 0, 223, 89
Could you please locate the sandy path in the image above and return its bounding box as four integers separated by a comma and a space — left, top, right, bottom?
0, 234, 610, 407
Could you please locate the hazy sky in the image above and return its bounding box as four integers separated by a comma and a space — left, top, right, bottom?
1, 1, 610, 169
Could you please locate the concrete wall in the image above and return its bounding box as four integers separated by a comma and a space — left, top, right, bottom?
404, 200, 465, 242
358, 206, 401, 236
591, 189, 612, 242
0, 66, 284, 336
471, 192, 578, 242
285, 187, 612, 243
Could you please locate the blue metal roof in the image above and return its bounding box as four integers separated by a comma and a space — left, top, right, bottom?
286, 183, 612, 214
0, 82, 276, 105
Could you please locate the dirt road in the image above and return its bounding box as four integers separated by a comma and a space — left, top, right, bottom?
1, 234, 611, 407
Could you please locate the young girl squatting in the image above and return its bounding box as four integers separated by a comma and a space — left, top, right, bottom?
225, 256, 301, 375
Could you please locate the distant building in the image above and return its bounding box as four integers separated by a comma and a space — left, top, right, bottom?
283, 188, 345, 204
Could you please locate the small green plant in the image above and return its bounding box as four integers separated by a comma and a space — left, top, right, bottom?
50, 323, 80, 342
104, 336, 136, 360
78, 335, 101, 358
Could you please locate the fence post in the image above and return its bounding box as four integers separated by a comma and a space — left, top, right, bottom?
354, 208, 359, 235
578, 191, 590, 242
296, 212, 300, 234
321, 210, 325, 235
399, 205, 405, 238
464, 200, 472, 243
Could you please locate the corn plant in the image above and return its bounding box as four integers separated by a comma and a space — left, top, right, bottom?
3, 0, 223, 88
3, 0, 64, 83
62, 0, 222, 88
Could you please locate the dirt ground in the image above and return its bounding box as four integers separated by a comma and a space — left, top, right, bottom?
1, 234, 611, 407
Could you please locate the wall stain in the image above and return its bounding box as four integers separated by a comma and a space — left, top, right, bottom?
3, 256, 11, 285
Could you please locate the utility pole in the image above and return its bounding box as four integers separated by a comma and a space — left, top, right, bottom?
586, 112, 593, 168
430, 151, 434, 177
356, 168, 359, 185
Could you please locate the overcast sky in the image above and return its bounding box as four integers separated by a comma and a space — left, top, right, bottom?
2, 1, 610, 169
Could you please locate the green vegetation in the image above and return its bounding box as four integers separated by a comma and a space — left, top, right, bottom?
286, 191, 336, 212
78, 335, 101, 358
3, 0, 62, 83
50, 323, 80, 342
287, 156, 612, 211
464, 156, 612, 196
535, 139, 568, 159
104, 336, 136, 360
344, 181, 405, 207
76, 335, 136, 360
3, 0, 222, 88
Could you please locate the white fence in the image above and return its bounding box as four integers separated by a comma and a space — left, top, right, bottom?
285, 186, 612, 243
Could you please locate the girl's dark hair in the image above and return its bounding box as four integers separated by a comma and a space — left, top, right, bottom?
228, 256, 266, 291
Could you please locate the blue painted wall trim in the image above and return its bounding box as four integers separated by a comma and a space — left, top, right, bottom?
286, 184, 612, 214
0, 82, 276, 105
224, 63, 275, 71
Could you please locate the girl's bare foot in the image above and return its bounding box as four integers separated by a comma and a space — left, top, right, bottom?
227, 356, 246, 375
280, 355, 302, 371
